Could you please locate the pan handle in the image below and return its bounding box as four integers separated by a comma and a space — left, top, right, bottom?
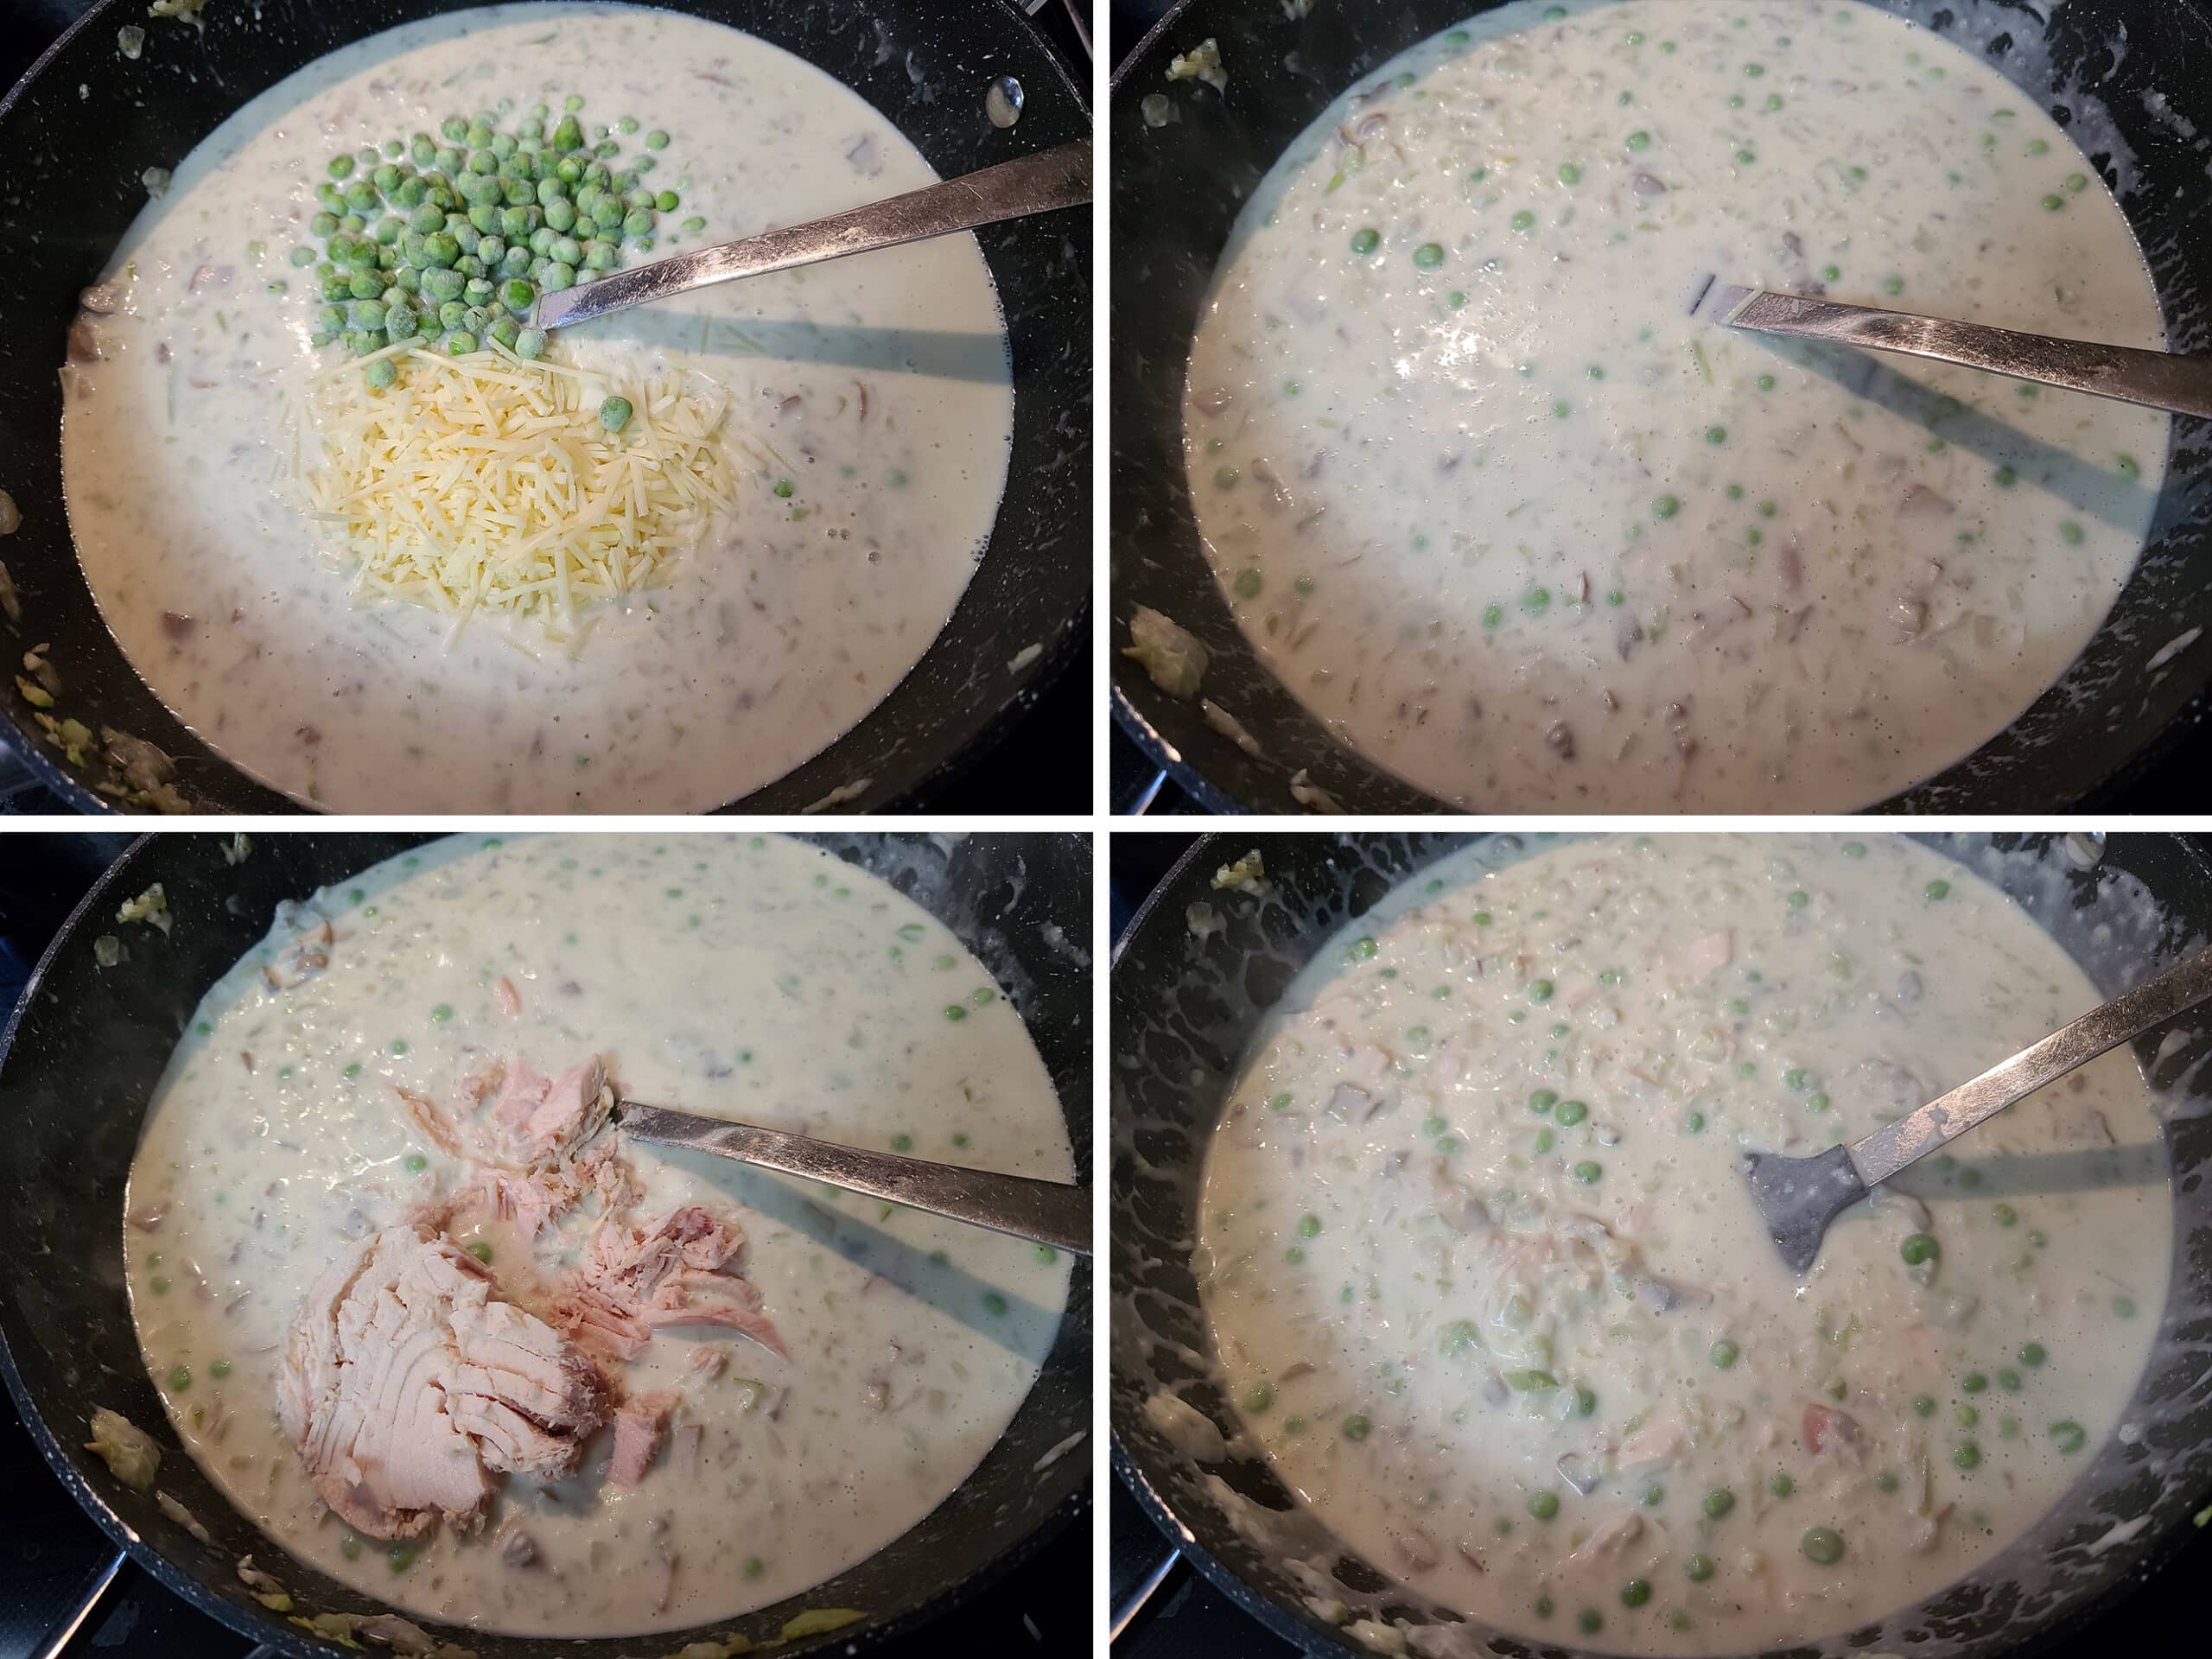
35, 1550, 126, 1659
1110, 1548, 1182, 1643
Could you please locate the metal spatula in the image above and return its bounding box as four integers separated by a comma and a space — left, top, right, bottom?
536, 139, 1090, 331
1743, 945, 2212, 1274
612, 1098, 1090, 1256
1691, 276, 2212, 419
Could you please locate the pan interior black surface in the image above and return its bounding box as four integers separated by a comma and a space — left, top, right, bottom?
1109, 831, 2212, 1659
0, 831, 1090, 1659
1109, 0, 2212, 815
0, 0, 1088, 815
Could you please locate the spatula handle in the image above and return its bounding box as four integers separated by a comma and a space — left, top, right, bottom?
1850, 946, 2212, 1189
617, 1102, 1090, 1256
1717, 287, 2212, 420
537, 139, 1091, 330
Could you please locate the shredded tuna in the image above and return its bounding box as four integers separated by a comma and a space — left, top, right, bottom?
402, 1054, 613, 1172
553, 1206, 785, 1360
278, 1225, 612, 1540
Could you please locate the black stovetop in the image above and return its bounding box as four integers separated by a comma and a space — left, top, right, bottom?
1108, 834, 2212, 1657
0, 837, 1088, 1657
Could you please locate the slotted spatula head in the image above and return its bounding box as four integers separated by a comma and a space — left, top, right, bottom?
1741, 1144, 1867, 1276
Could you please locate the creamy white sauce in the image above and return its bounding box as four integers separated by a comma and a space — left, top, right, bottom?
123, 834, 1071, 1637
63, 4, 1011, 812
1185, 0, 2169, 811
1200, 833, 2168, 1653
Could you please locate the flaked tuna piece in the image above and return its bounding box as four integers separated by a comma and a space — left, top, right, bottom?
487, 1058, 550, 1136
278, 1225, 612, 1540
553, 1206, 785, 1361
607, 1391, 677, 1487
529, 1061, 607, 1155
464, 1139, 638, 1244
397, 1055, 613, 1173
549, 1281, 652, 1360
479, 1169, 558, 1240
398, 1062, 504, 1162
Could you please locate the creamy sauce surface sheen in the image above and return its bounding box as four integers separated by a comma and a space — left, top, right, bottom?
64, 5, 1011, 812
124, 835, 1071, 1636
1199, 835, 2166, 1652
1185, 0, 2168, 811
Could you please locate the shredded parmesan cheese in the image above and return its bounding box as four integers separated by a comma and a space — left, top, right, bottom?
300, 342, 741, 640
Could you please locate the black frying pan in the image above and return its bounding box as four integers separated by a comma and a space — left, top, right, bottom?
1111, 831, 2212, 1658
1110, 1, 2212, 814
0, 0, 1090, 815
0, 831, 1091, 1658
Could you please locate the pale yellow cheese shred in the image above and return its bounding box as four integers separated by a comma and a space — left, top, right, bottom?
300, 342, 741, 640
